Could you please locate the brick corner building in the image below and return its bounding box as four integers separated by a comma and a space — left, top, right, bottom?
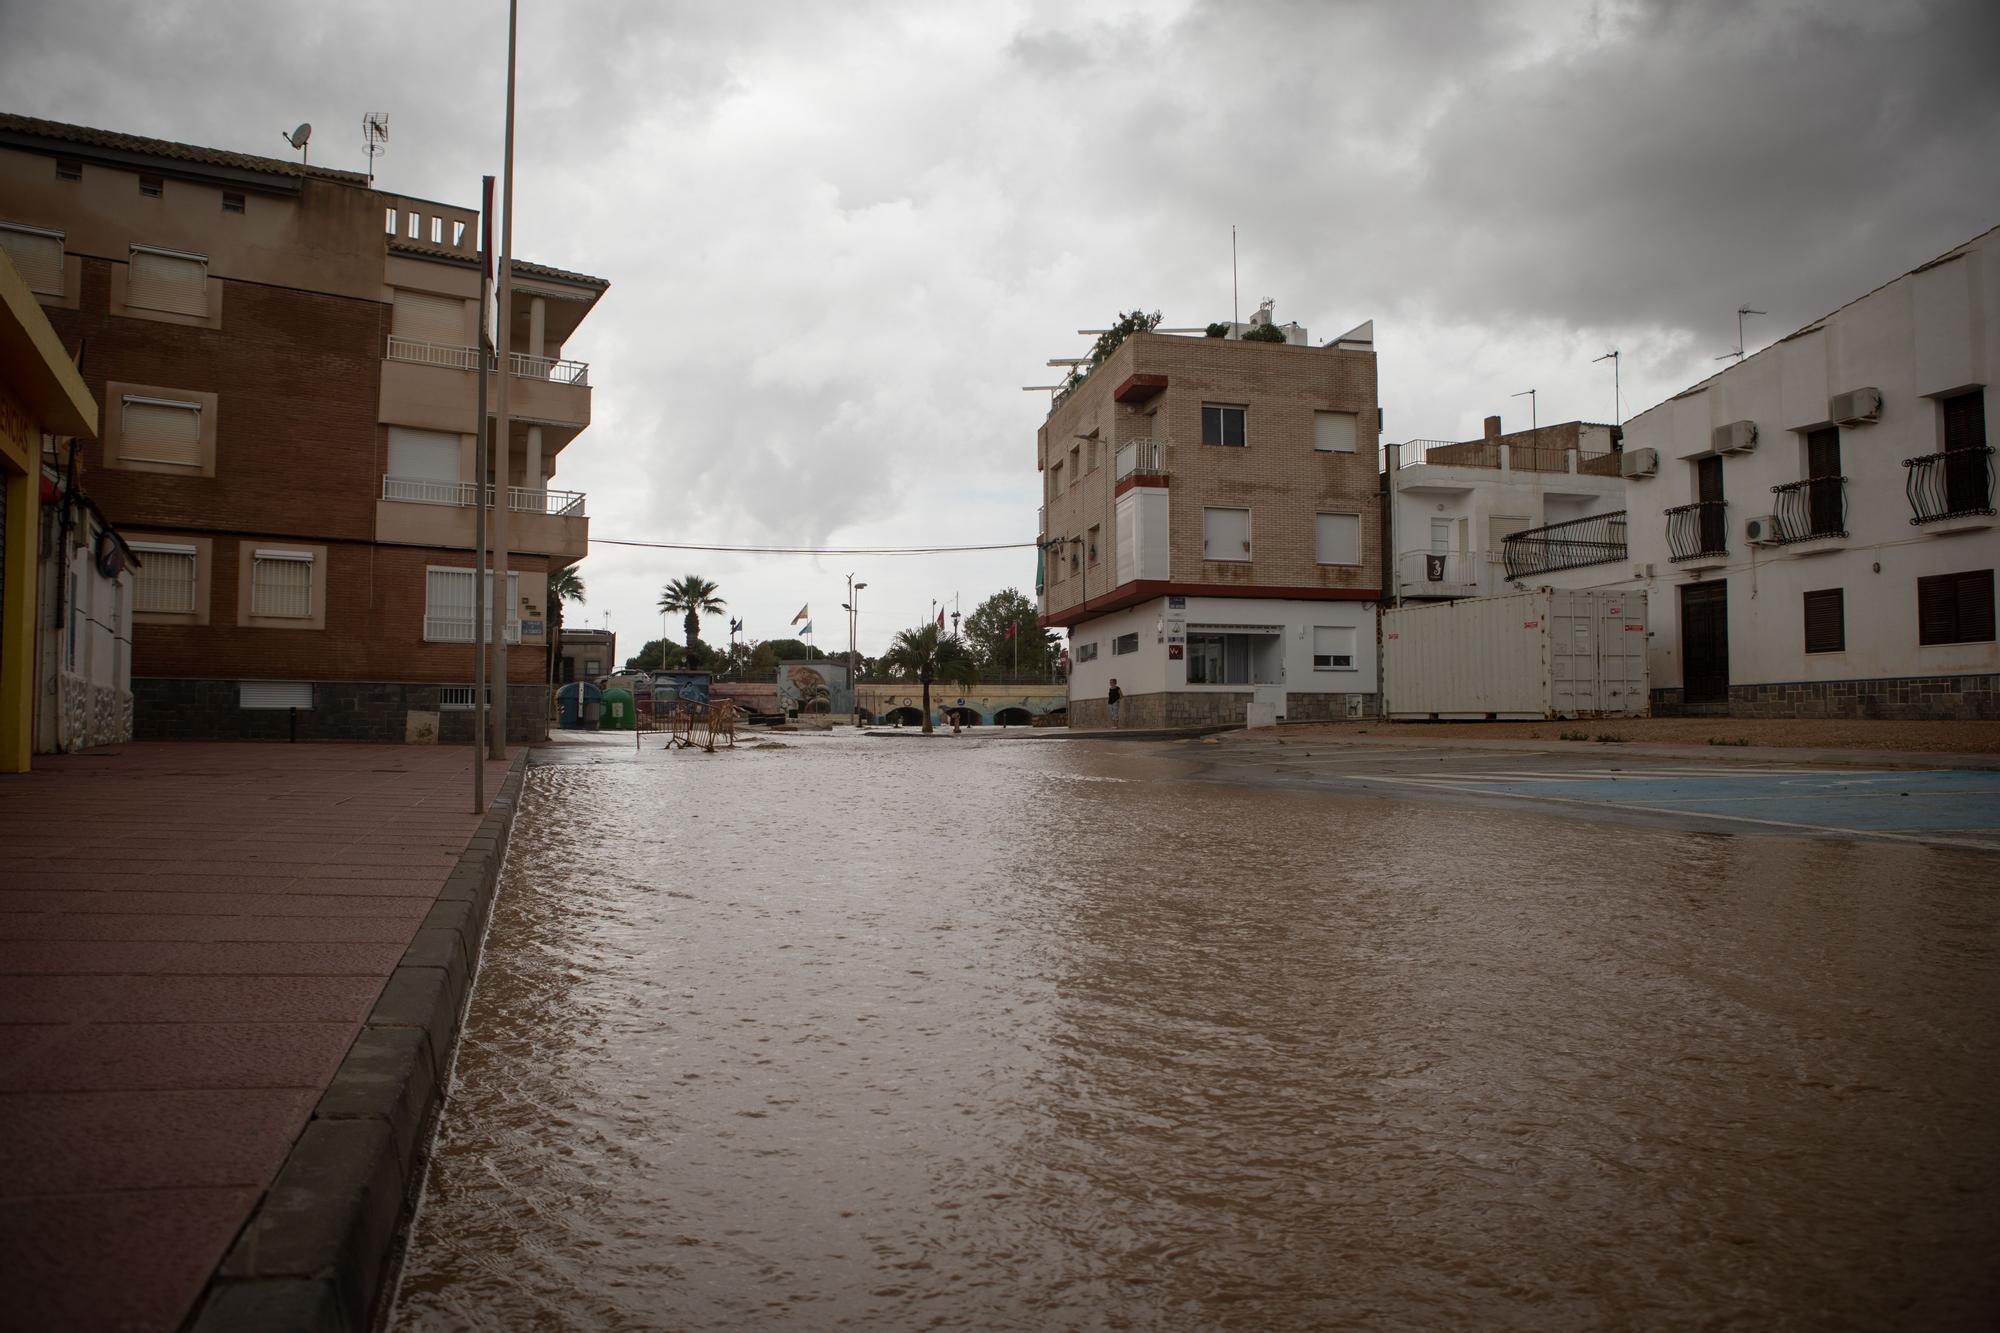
0, 112, 608, 742
1037, 307, 1384, 728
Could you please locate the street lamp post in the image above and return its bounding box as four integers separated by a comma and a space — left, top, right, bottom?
844, 573, 867, 728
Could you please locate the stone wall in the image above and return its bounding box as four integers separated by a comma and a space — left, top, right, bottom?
1072, 689, 1379, 730
1651, 673, 2000, 721
49, 674, 134, 752
135, 678, 550, 743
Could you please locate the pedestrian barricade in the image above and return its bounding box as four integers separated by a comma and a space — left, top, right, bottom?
633, 698, 740, 752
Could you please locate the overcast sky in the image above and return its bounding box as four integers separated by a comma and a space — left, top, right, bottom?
4, 0, 1997, 657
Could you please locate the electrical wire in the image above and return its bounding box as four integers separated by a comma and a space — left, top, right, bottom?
588, 536, 1037, 556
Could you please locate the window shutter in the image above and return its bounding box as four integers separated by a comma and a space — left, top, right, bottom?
121, 397, 202, 467
1957, 569, 1995, 643
251, 551, 312, 618
239, 681, 312, 709
1802, 588, 1844, 654
128, 247, 208, 316
0, 224, 64, 296
1943, 390, 1987, 454
392, 290, 467, 345
1203, 507, 1251, 559
131, 543, 196, 613
387, 427, 461, 481
1316, 512, 1360, 565
1314, 411, 1357, 453
1313, 626, 1356, 669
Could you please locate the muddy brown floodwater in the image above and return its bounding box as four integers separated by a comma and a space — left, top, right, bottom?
392, 733, 2000, 1331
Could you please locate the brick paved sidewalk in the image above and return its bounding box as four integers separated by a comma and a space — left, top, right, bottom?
0, 742, 514, 1332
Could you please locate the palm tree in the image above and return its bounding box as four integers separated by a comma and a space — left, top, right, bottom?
546, 566, 586, 685
881, 622, 979, 734
657, 574, 726, 653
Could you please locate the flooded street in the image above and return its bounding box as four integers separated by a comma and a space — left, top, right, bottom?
394, 733, 2000, 1331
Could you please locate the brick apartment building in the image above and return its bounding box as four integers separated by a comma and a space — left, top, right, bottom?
1038, 313, 1383, 727
0, 113, 606, 741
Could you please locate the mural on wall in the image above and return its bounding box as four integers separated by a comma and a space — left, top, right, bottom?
653, 671, 712, 707
776, 660, 851, 716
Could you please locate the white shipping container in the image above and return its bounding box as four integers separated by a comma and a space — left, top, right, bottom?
1383, 589, 1649, 720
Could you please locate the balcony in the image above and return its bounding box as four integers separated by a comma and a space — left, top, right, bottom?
1115, 438, 1167, 480
1904, 446, 1994, 527
1665, 500, 1728, 563
1770, 476, 1847, 544
1502, 510, 1627, 580
1394, 549, 1489, 598
377, 476, 588, 561
381, 336, 592, 432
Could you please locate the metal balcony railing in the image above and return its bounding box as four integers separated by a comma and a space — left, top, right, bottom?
1115, 438, 1166, 480
383, 476, 586, 517
1665, 500, 1728, 562
384, 336, 589, 386
1396, 549, 1489, 595
423, 615, 521, 644
1502, 510, 1627, 579
1770, 476, 1847, 543
1904, 446, 1994, 524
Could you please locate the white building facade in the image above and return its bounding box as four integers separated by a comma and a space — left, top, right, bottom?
1622, 225, 1999, 717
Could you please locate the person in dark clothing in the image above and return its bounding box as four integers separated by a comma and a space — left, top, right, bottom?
1106, 678, 1122, 728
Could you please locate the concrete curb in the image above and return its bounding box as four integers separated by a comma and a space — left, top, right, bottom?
1208, 729, 2000, 770
863, 723, 1240, 742
186, 752, 530, 1333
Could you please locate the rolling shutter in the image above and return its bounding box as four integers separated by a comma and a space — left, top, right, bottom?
1203, 506, 1251, 560
392, 290, 468, 345
388, 427, 461, 481
239, 681, 312, 709
0, 224, 64, 296
1802, 588, 1844, 654
251, 550, 312, 618
1918, 569, 1996, 645
128, 247, 208, 316
1314, 411, 1357, 453
130, 542, 196, 613
1942, 390, 1987, 453
1316, 512, 1360, 565
121, 397, 202, 467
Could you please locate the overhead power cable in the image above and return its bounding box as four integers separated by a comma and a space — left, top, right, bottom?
588, 536, 1037, 556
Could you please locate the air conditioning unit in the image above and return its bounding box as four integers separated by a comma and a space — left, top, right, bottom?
1745, 514, 1783, 546
1631, 562, 1656, 579
1620, 447, 1659, 478
1829, 387, 1882, 426
1712, 420, 1758, 454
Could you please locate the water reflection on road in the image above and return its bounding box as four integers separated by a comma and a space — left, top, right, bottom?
394, 732, 1999, 1331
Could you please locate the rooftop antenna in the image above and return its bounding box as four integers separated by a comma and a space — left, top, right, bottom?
281, 122, 311, 165
1231, 224, 1239, 329
1717, 304, 1765, 361
1511, 387, 1537, 434
361, 112, 389, 184
1592, 349, 1621, 424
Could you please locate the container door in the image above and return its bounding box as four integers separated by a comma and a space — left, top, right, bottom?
1549, 593, 1598, 716
1680, 581, 1729, 704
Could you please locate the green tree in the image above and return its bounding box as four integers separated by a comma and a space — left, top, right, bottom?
625, 639, 687, 673
880, 623, 979, 735
1055, 308, 1162, 406
546, 565, 586, 685
963, 587, 1057, 677
746, 637, 819, 679
657, 574, 726, 652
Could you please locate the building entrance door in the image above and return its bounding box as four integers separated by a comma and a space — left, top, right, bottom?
1680, 580, 1729, 705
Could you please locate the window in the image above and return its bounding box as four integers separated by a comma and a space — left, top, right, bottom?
1074, 641, 1098, 662
1069, 444, 1081, 478
385, 206, 398, 236
387, 427, 463, 493
139, 174, 163, 198
1316, 512, 1361, 566
128, 246, 208, 316
1917, 569, 1995, 646
1112, 632, 1139, 655
431, 216, 444, 244
131, 543, 197, 613
1803, 589, 1845, 654
1203, 506, 1251, 561
439, 686, 475, 710
1313, 626, 1358, 671
120, 396, 203, 467
1314, 411, 1357, 453
251, 550, 313, 618
56, 159, 81, 182
1087, 525, 1100, 565
1202, 403, 1247, 447
1430, 517, 1453, 554
584, 658, 602, 675
392, 290, 467, 346
425, 567, 521, 642
452, 220, 467, 247
407, 210, 421, 239
1185, 629, 1282, 685
222, 191, 245, 214
1050, 461, 1064, 496
1942, 389, 1990, 516
0, 223, 65, 297
239, 681, 311, 710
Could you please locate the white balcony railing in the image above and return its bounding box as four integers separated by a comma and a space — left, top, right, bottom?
385, 336, 589, 386
1395, 549, 1493, 597
1115, 438, 1165, 480
423, 615, 521, 644
383, 476, 586, 517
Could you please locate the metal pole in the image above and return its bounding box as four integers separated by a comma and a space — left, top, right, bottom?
471, 174, 494, 812
488, 0, 518, 760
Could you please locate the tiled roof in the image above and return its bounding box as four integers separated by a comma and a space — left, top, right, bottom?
0, 111, 370, 185
388, 239, 478, 267
512, 258, 609, 290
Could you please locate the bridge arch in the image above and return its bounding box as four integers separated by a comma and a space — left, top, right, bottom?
992, 706, 1033, 727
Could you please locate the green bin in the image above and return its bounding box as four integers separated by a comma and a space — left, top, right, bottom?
600, 685, 636, 730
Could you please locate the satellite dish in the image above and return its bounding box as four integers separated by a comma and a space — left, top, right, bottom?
285, 123, 312, 148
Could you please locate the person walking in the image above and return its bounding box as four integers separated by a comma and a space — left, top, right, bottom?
1106, 678, 1122, 729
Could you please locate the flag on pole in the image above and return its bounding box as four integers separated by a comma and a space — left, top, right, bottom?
799, 620, 813, 637
1004, 623, 1016, 639
936, 607, 946, 629
791, 604, 809, 625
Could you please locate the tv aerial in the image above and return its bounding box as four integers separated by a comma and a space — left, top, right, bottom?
362, 112, 389, 184
281, 122, 312, 164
